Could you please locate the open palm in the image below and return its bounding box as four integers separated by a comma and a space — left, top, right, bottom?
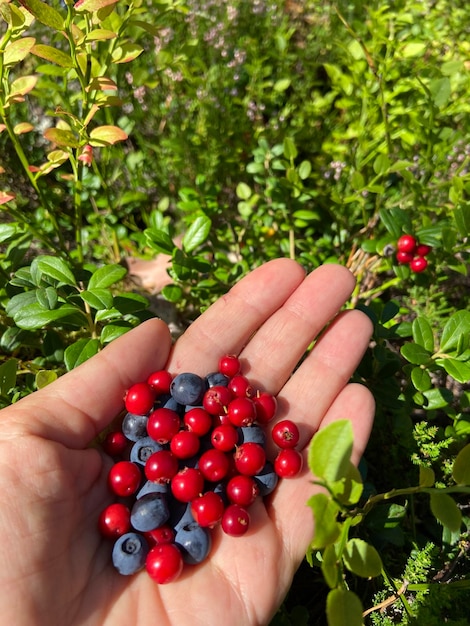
0, 259, 375, 626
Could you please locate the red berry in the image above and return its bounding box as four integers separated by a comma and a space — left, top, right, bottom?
171, 467, 204, 502
124, 382, 156, 415
397, 234, 417, 254
147, 408, 180, 444
146, 543, 183, 584
98, 503, 131, 539
218, 354, 241, 378
102, 430, 128, 456
221, 504, 250, 536
170, 430, 200, 459
410, 256, 428, 273
144, 525, 175, 547
211, 424, 239, 452
396, 250, 413, 265
226, 474, 259, 507
416, 243, 432, 257
271, 419, 300, 449
198, 448, 230, 482
144, 450, 179, 484
254, 392, 278, 425
191, 491, 225, 528
228, 374, 255, 398
227, 396, 256, 427
234, 442, 266, 476
107, 461, 141, 496
183, 407, 213, 436
274, 448, 303, 478
147, 369, 173, 395
203, 385, 233, 415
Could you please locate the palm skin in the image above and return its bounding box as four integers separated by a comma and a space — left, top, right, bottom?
0, 259, 375, 626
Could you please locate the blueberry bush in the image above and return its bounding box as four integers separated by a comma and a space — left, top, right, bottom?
1, 0, 470, 623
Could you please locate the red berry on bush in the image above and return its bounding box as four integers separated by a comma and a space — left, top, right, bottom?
124, 382, 156, 415
416, 243, 432, 257
396, 250, 414, 265
397, 234, 417, 254
410, 256, 428, 273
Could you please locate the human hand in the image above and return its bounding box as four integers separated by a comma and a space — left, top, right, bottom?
0, 258, 374, 626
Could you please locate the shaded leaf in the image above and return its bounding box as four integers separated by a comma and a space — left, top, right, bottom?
64, 338, 100, 371
400, 342, 432, 365
430, 492, 462, 532
452, 444, 470, 485
36, 255, 77, 286
0, 359, 18, 396
100, 322, 132, 344
12, 302, 82, 330
440, 311, 470, 353
321, 544, 339, 589
36, 286, 58, 310
326, 589, 364, 626
308, 493, 341, 550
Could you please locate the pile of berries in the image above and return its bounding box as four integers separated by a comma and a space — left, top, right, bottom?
98, 354, 303, 584
396, 234, 432, 273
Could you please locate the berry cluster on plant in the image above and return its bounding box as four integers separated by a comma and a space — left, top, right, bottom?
99, 354, 303, 584
396, 234, 432, 273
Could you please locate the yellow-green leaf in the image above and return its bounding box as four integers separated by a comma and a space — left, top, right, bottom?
326, 589, 364, 626
89, 125, 128, 146
43, 128, 79, 148
74, 0, 119, 12
111, 42, 144, 64
31, 44, 73, 67
9, 75, 38, 97
343, 539, 383, 578
308, 492, 341, 549
430, 492, 462, 532
18, 0, 64, 30
14, 122, 34, 134
452, 444, 470, 485
3, 37, 36, 65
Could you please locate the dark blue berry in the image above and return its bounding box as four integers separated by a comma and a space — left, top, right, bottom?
112, 532, 149, 575
121, 412, 148, 442
130, 437, 164, 466
170, 373, 206, 406
169, 500, 196, 532
130, 493, 170, 532
205, 371, 229, 388
237, 425, 267, 447
136, 480, 169, 499
175, 521, 212, 565
254, 461, 279, 496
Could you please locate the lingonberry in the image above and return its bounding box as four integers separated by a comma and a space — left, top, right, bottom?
227, 396, 256, 427
226, 474, 259, 507
274, 448, 303, 478
183, 407, 213, 436
228, 374, 255, 398
397, 234, 417, 254
144, 450, 179, 484
146, 543, 184, 584
234, 442, 266, 476
410, 256, 428, 273
416, 243, 432, 257
254, 392, 278, 424
271, 419, 300, 449
396, 250, 414, 265
190, 491, 225, 528
211, 423, 239, 452
170, 429, 200, 459
171, 467, 204, 502
198, 448, 230, 482
108, 461, 141, 497
147, 369, 173, 395
221, 504, 250, 537
147, 407, 181, 444
203, 385, 233, 415
218, 354, 241, 378
102, 430, 128, 456
144, 525, 175, 547
98, 503, 131, 539
124, 382, 156, 415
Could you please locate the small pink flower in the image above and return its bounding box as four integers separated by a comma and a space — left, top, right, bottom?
78, 144, 93, 166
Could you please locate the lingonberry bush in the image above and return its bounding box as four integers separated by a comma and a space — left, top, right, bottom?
1, 0, 470, 624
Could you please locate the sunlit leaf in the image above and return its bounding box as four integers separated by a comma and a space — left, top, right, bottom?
89, 125, 128, 146
3, 37, 36, 65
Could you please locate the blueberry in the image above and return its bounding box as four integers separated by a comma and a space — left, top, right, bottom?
170, 373, 206, 406
169, 500, 195, 532
136, 480, 169, 499
130, 493, 170, 532
213, 481, 229, 506
162, 395, 185, 416
112, 532, 149, 575
205, 371, 229, 388
121, 412, 148, 442
254, 461, 279, 496
237, 425, 267, 447
130, 437, 164, 466
175, 521, 212, 564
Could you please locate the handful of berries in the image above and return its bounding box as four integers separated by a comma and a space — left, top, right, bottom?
99, 354, 303, 584
396, 234, 431, 273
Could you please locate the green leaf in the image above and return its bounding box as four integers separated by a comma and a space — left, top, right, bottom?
273, 78, 291, 92
0, 359, 18, 395
13, 302, 83, 329
36, 286, 58, 310
330, 461, 363, 505
422, 387, 454, 410
74, 0, 119, 12
64, 338, 100, 371
321, 544, 339, 589
298, 160, 312, 180
326, 589, 364, 626
113, 293, 149, 314
411, 366, 432, 392
440, 311, 470, 353
5, 291, 38, 319
88, 264, 127, 289
412, 317, 434, 351
400, 342, 432, 365
100, 322, 132, 344
19, 0, 64, 29
452, 444, 470, 485
373, 154, 390, 175
35, 370, 57, 389
162, 284, 183, 303
436, 358, 470, 384
429, 77, 451, 108
419, 466, 435, 487
3, 37, 36, 66
145, 228, 175, 254
35, 256, 77, 286
429, 492, 462, 532
31, 44, 73, 67
182, 215, 211, 253
80, 288, 113, 310
283, 137, 298, 160
111, 43, 144, 64
89, 125, 128, 146
343, 538, 383, 578
236, 182, 252, 200
309, 420, 353, 484
308, 493, 341, 550
453, 206, 470, 238
401, 42, 427, 58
